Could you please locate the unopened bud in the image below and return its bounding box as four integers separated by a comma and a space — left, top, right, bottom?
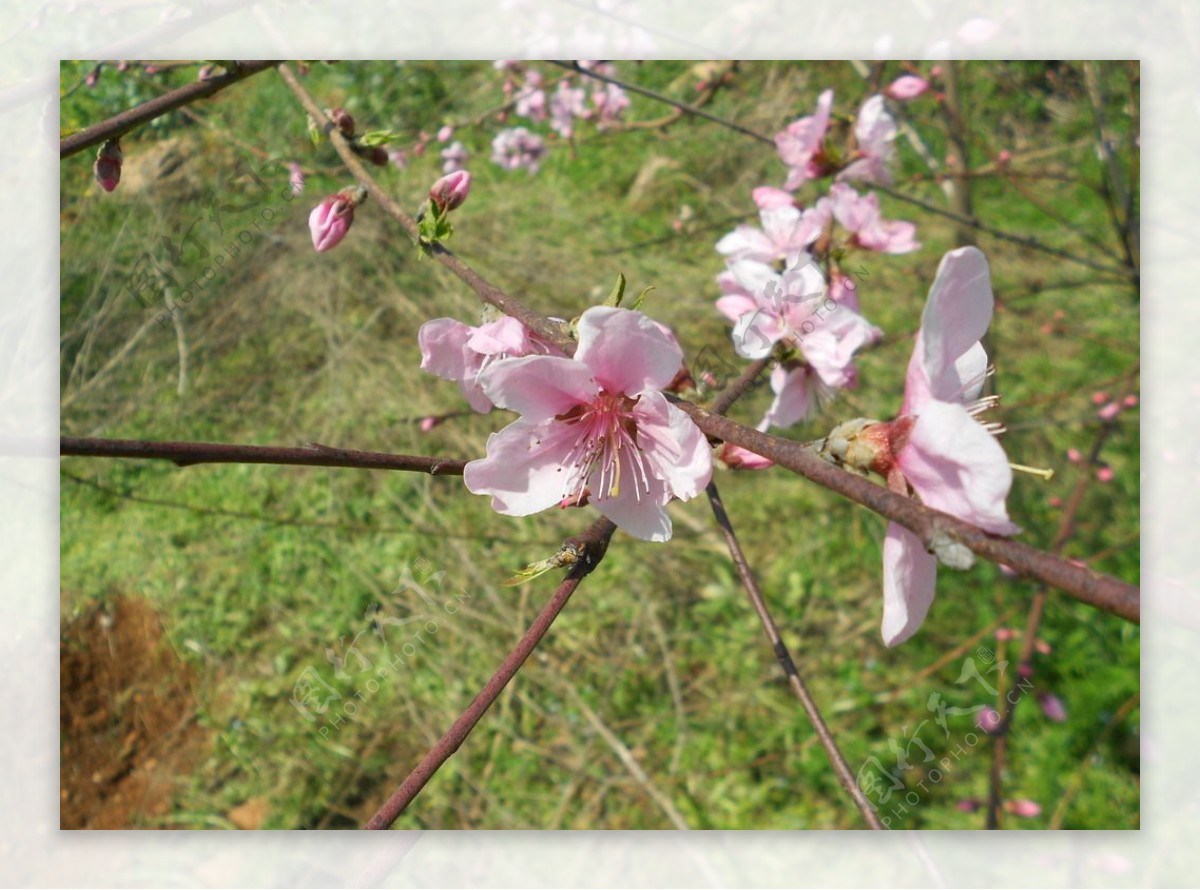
309, 186, 366, 252
93, 139, 122, 192
715, 442, 774, 471
328, 107, 355, 137
429, 170, 471, 214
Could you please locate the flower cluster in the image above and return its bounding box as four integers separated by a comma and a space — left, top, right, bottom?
490, 62, 630, 174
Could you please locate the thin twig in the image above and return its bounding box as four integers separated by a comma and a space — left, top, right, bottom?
705, 480, 885, 830
60, 61, 281, 158
60, 436, 467, 476
363, 518, 617, 829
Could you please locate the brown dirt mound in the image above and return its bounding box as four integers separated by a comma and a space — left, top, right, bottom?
60, 595, 207, 829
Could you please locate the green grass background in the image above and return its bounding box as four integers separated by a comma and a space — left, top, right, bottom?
60, 60, 1139, 829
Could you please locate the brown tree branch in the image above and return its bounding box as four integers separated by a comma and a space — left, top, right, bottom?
60, 436, 466, 476
60, 60, 281, 159
706, 480, 885, 830
363, 517, 617, 829
276, 63, 1141, 626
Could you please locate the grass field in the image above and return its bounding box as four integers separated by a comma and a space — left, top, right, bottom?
60, 60, 1139, 829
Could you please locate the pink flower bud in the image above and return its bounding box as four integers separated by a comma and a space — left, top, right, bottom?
309, 187, 363, 252
1034, 639, 1052, 655
1096, 466, 1115, 483
429, 170, 471, 213
559, 489, 591, 508
1123, 394, 1138, 407
1098, 401, 1121, 421
418, 415, 444, 432
956, 798, 982, 813
197, 64, 214, 81
1066, 448, 1082, 463
1091, 391, 1109, 405
93, 139, 122, 192
715, 443, 774, 471
85, 69, 100, 88
999, 563, 1018, 577
930, 65, 944, 78
1038, 692, 1067, 722
997, 149, 1012, 165
1048, 496, 1062, 508
976, 706, 1002, 733
995, 627, 1018, 641
437, 125, 454, 142
1006, 799, 1041, 818
366, 146, 389, 167
884, 74, 930, 101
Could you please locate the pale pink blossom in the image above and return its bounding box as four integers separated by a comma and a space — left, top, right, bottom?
463, 307, 712, 542
591, 82, 630, 124
1098, 401, 1121, 421
827, 183, 919, 254
762, 363, 831, 430
751, 186, 795, 210
715, 202, 825, 268
1097, 466, 1115, 483
418, 315, 560, 413
287, 162, 305, 196
1067, 448, 1082, 463
866, 248, 1018, 646
976, 706, 1002, 733
440, 140, 469, 174
491, 127, 548, 174
775, 89, 833, 189
885, 74, 930, 101
716, 258, 881, 393
514, 70, 547, 123
550, 80, 589, 137
1091, 391, 1109, 405
437, 125, 454, 143
1123, 394, 1138, 408
838, 95, 897, 185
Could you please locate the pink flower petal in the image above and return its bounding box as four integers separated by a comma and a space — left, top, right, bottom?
899, 401, 1019, 535
630, 391, 713, 501
468, 316, 534, 356
418, 318, 493, 413
591, 447, 673, 542
763, 364, 818, 429
574, 306, 683, 396
477, 354, 598, 421
464, 417, 591, 516
903, 247, 994, 412
881, 523, 939, 646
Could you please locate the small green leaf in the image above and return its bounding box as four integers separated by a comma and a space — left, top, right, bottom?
604, 273, 627, 307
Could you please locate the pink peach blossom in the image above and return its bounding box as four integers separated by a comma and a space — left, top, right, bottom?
440, 140, 468, 174
827, 183, 920, 254
1091, 391, 1109, 405
715, 201, 825, 268
838, 95, 897, 185
775, 89, 833, 189
464, 307, 712, 542
429, 169, 471, 213
418, 314, 560, 413
308, 188, 363, 252
1006, 799, 1042, 818
976, 706, 1002, 733
1098, 401, 1121, 421
878, 247, 1018, 645
491, 127, 547, 174
1096, 466, 1115, 483
1038, 692, 1067, 722
1067, 448, 1082, 463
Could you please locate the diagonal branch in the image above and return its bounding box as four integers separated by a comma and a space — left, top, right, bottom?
706, 480, 885, 830
60, 61, 281, 159
60, 436, 466, 476
363, 517, 617, 829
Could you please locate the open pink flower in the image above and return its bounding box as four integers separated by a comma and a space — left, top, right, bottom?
828, 183, 919, 254
464, 307, 712, 542
874, 248, 1019, 644
885, 74, 930, 101
419, 315, 560, 412
775, 89, 834, 189
838, 95, 897, 185
715, 201, 825, 268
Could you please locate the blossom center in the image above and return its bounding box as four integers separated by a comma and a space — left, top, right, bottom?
555, 390, 649, 502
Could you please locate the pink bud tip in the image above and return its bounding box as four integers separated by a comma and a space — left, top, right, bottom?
1038, 692, 1067, 722
418, 416, 442, 432
1096, 466, 1115, 483
956, 798, 982, 813
1066, 448, 1082, 463
1048, 496, 1062, 508
1018, 663, 1034, 679
1122, 394, 1138, 407
996, 627, 1018, 641
1034, 639, 1052, 655
429, 170, 471, 213
930, 65, 944, 78
1006, 799, 1042, 818
437, 125, 454, 142
884, 74, 930, 101
1091, 391, 1109, 405
997, 149, 1012, 165
85, 70, 99, 87
976, 707, 1002, 733
999, 563, 1017, 577
309, 191, 357, 252
1098, 401, 1121, 421
716, 443, 774, 471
